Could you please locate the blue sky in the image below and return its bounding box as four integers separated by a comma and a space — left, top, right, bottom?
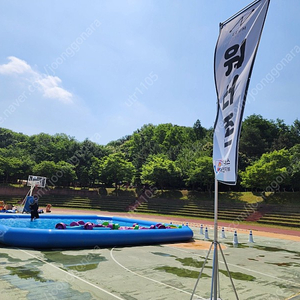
0, 0, 299, 145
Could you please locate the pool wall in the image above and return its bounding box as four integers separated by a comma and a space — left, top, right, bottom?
0, 214, 193, 249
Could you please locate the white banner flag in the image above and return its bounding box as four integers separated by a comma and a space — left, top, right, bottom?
213, 0, 270, 185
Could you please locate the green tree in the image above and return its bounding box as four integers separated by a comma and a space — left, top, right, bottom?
32, 160, 77, 187
141, 154, 181, 190
185, 156, 214, 191
0, 128, 29, 149
28, 133, 56, 163
55, 161, 77, 187
291, 119, 300, 144
239, 114, 278, 161
0, 147, 34, 183
163, 125, 193, 160
240, 149, 291, 191
32, 161, 57, 185
0, 156, 22, 182
71, 139, 110, 187
193, 119, 206, 140
125, 124, 160, 184
99, 152, 135, 193
290, 144, 300, 191
272, 119, 295, 150
175, 141, 206, 180
88, 156, 102, 186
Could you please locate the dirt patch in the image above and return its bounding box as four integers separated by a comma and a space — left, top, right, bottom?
165, 240, 227, 250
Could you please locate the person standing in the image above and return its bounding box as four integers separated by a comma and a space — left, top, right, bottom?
30, 196, 39, 221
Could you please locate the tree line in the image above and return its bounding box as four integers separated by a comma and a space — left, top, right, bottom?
0, 114, 300, 192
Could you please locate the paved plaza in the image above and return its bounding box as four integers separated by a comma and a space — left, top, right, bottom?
0, 210, 300, 300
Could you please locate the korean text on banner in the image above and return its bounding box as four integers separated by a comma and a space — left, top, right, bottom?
213, 0, 270, 185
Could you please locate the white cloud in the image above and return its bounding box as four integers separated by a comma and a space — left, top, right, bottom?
0, 56, 32, 75
36, 76, 72, 104
0, 56, 73, 104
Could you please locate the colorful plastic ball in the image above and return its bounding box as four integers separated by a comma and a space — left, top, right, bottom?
70, 221, 79, 227
55, 223, 66, 229
113, 223, 120, 229
84, 222, 94, 230
157, 224, 166, 229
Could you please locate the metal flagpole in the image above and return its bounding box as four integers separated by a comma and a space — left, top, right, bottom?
190, 177, 220, 299
190, 177, 239, 300
212, 176, 219, 299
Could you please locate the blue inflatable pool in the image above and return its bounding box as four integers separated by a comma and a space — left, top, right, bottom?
0, 214, 193, 248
